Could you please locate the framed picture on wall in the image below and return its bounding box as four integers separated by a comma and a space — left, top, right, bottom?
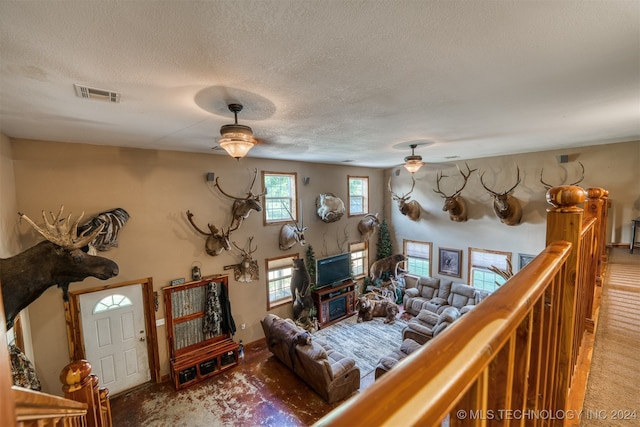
439, 247, 462, 277
518, 253, 535, 270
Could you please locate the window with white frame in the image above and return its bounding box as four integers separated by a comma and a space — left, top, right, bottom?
348, 176, 368, 216
349, 241, 368, 279
404, 240, 432, 277
468, 247, 512, 293
263, 172, 297, 224
266, 254, 299, 309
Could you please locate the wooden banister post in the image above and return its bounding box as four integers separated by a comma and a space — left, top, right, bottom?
61, 359, 100, 427
585, 188, 607, 327
545, 185, 586, 415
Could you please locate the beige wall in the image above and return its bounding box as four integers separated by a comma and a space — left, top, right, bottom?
9, 138, 385, 394
4, 136, 638, 395
387, 140, 639, 284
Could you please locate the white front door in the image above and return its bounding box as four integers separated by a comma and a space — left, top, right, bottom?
79, 284, 150, 395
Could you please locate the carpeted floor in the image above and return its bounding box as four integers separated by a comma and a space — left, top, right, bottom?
312, 315, 407, 375
581, 248, 640, 426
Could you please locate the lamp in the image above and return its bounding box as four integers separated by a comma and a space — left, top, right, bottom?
219, 103, 256, 159
403, 144, 425, 173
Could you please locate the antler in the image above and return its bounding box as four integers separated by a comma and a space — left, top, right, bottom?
433, 171, 449, 198
388, 175, 415, 200
19, 205, 103, 250
540, 162, 585, 189
215, 169, 266, 201
186, 210, 210, 236
480, 165, 521, 196
232, 237, 257, 255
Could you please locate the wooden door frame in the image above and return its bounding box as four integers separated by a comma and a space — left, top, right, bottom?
67, 278, 160, 384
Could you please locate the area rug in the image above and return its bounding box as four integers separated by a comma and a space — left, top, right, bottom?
312, 314, 406, 375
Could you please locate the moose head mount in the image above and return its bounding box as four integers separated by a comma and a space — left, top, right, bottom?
480, 165, 523, 226
0, 206, 119, 329
186, 210, 230, 256
214, 168, 266, 232
388, 175, 421, 221
433, 163, 477, 222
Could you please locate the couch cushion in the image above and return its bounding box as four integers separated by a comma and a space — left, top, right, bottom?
437, 279, 453, 300
448, 283, 476, 308
326, 351, 356, 380
419, 277, 440, 299
404, 287, 419, 298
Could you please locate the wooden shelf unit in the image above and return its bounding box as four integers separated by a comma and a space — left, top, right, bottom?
163, 275, 239, 390
312, 280, 357, 328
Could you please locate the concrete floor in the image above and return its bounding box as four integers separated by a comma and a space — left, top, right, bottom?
110, 337, 377, 427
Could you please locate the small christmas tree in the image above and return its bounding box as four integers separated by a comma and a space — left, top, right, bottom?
375, 218, 394, 283
376, 218, 393, 261
306, 245, 317, 289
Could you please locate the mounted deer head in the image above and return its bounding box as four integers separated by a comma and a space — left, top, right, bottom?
1, 206, 119, 329
279, 203, 307, 250
433, 163, 477, 222
540, 161, 585, 190
224, 237, 259, 282
480, 165, 523, 226
357, 213, 380, 241
388, 175, 421, 221
214, 168, 266, 231
186, 210, 230, 256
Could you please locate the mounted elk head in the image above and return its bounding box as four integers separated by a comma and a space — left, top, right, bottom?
540, 161, 585, 190
433, 163, 477, 222
224, 238, 259, 283
480, 166, 523, 226
388, 175, 421, 221
214, 168, 266, 232
279, 203, 307, 251
0, 206, 119, 329
358, 213, 380, 241
186, 210, 230, 256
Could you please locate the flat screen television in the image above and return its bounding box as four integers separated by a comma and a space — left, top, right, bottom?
315, 252, 352, 289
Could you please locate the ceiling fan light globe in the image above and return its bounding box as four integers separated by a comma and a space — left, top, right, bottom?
404, 159, 424, 174
219, 123, 256, 159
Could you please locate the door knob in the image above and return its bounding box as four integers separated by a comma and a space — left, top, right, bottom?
139, 337, 146, 342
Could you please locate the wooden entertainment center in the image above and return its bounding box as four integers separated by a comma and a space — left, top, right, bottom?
311, 280, 357, 327
163, 275, 239, 390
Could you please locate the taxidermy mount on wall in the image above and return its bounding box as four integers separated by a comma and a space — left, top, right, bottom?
480, 165, 523, 226
357, 213, 380, 241
0, 206, 119, 329
316, 193, 345, 223
224, 238, 259, 283
77, 207, 130, 254
388, 175, 421, 221
433, 163, 476, 222
279, 203, 307, 250
214, 168, 265, 231
186, 210, 230, 256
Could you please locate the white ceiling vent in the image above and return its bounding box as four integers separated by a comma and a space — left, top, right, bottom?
74, 84, 121, 103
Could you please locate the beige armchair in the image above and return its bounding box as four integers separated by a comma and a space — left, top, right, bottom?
402, 306, 461, 345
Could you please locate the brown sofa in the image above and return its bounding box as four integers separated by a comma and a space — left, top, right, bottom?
374, 338, 422, 379
261, 314, 360, 403
402, 274, 488, 316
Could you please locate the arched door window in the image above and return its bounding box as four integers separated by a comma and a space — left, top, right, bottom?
92, 294, 133, 314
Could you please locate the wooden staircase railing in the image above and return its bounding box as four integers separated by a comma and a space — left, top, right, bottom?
315, 185, 607, 426
13, 386, 87, 427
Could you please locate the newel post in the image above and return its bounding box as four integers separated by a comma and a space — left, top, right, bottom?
545, 185, 586, 412
61, 359, 99, 427
585, 187, 608, 326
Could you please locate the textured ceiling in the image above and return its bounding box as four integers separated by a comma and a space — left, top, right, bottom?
0, 1, 638, 168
